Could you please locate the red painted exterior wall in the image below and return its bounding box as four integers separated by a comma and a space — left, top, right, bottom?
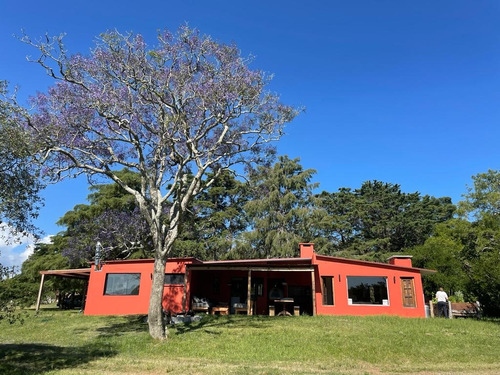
297, 243, 426, 318
83, 244, 429, 318
163, 259, 192, 314
84, 259, 153, 315
313, 256, 425, 318
84, 258, 195, 316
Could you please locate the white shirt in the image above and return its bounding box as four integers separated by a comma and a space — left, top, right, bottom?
436, 290, 448, 303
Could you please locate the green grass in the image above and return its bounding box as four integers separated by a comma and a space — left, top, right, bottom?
1, 307, 500, 374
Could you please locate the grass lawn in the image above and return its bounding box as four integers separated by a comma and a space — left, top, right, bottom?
1, 307, 500, 375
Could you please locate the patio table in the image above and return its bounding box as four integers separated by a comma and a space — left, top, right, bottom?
274, 298, 294, 316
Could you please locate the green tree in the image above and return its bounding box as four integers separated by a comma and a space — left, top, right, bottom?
410, 219, 470, 300
317, 181, 454, 260
464, 217, 500, 316
170, 170, 250, 260
241, 156, 320, 258
458, 169, 500, 219
412, 170, 500, 316
314, 188, 359, 256
456, 170, 500, 316
0, 242, 71, 307
0, 81, 43, 236
0, 256, 23, 323
356, 181, 454, 257
0, 82, 43, 323
194, 170, 249, 260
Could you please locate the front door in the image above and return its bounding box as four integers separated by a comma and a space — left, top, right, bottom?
401, 277, 416, 308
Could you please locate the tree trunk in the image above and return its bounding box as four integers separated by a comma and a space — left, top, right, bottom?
148, 256, 168, 340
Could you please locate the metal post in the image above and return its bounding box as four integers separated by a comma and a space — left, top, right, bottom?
94, 241, 102, 271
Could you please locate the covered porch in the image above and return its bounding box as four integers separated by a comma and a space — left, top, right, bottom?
35, 268, 91, 312
185, 259, 316, 316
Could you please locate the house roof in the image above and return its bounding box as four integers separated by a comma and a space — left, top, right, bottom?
45, 253, 435, 276
196, 257, 312, 267
89, 257, 202, 265
314, 254, 436, 275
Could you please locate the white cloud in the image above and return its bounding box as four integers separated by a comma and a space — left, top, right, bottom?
0, 224, 53, 270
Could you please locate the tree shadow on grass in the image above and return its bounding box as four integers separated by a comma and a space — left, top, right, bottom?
0, 342, 117, 375
174, 314, 273, 335
73, 315, 149, 338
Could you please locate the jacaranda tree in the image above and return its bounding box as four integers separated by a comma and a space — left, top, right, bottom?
14, 26, 299, 339
58, 169, 151, 266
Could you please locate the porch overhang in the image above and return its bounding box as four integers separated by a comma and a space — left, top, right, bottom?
185, 261, 316, 315
187, 265, 314, 272
36, 268, 91, 312
40, 268, 91, 280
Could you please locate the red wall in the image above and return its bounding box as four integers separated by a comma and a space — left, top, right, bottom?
85, 260, 154, 315
313, 256, 426, 318
85, 259, 191, 316
84, 248, 427, 318
163, 259, 189, 314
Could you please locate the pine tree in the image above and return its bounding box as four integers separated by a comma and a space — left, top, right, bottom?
241, 156, 319, 258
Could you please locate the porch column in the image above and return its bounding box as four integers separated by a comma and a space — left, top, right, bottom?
310, 269, 316, 316
35, 273, 45, 312
247, 269, 252, 315
182, 269, 188, 312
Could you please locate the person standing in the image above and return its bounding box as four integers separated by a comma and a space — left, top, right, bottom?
435, 287, 449, 318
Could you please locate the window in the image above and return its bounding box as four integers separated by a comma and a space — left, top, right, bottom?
164, 273, 184, 285
104, 273, 141, 295
251, 277, 263, 297
347, 276, 388, 305
321, 276, 334, 305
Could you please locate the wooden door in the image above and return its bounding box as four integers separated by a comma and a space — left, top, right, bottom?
401, 278, 416, 308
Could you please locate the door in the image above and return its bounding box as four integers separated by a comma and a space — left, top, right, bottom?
230, 277, 246, 313
401, 277, 416, 308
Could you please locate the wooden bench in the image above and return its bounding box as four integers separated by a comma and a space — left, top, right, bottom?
211, 306, 229, 315
192, 306, 209, 314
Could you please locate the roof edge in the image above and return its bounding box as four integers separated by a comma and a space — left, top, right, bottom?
315, 254, 436, 274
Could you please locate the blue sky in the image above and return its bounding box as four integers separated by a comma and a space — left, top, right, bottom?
1, 1, 499, 267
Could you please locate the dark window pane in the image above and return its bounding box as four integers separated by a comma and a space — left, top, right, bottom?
347, 276, 388, 305
321, 276, 334, 305
164, 273, 184, 285
104, 273, 141, 295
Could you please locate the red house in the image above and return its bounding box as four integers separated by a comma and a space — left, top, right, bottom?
66, 243, 433, 318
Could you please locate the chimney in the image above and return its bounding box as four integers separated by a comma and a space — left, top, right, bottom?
299, 243, 315, 259
387, 255, 413, 268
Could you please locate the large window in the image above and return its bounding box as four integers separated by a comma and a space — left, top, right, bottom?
104, 273, 141, 295
164, 273, 185, 285
321, 276, 334, 305
347, 276, 388, 305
